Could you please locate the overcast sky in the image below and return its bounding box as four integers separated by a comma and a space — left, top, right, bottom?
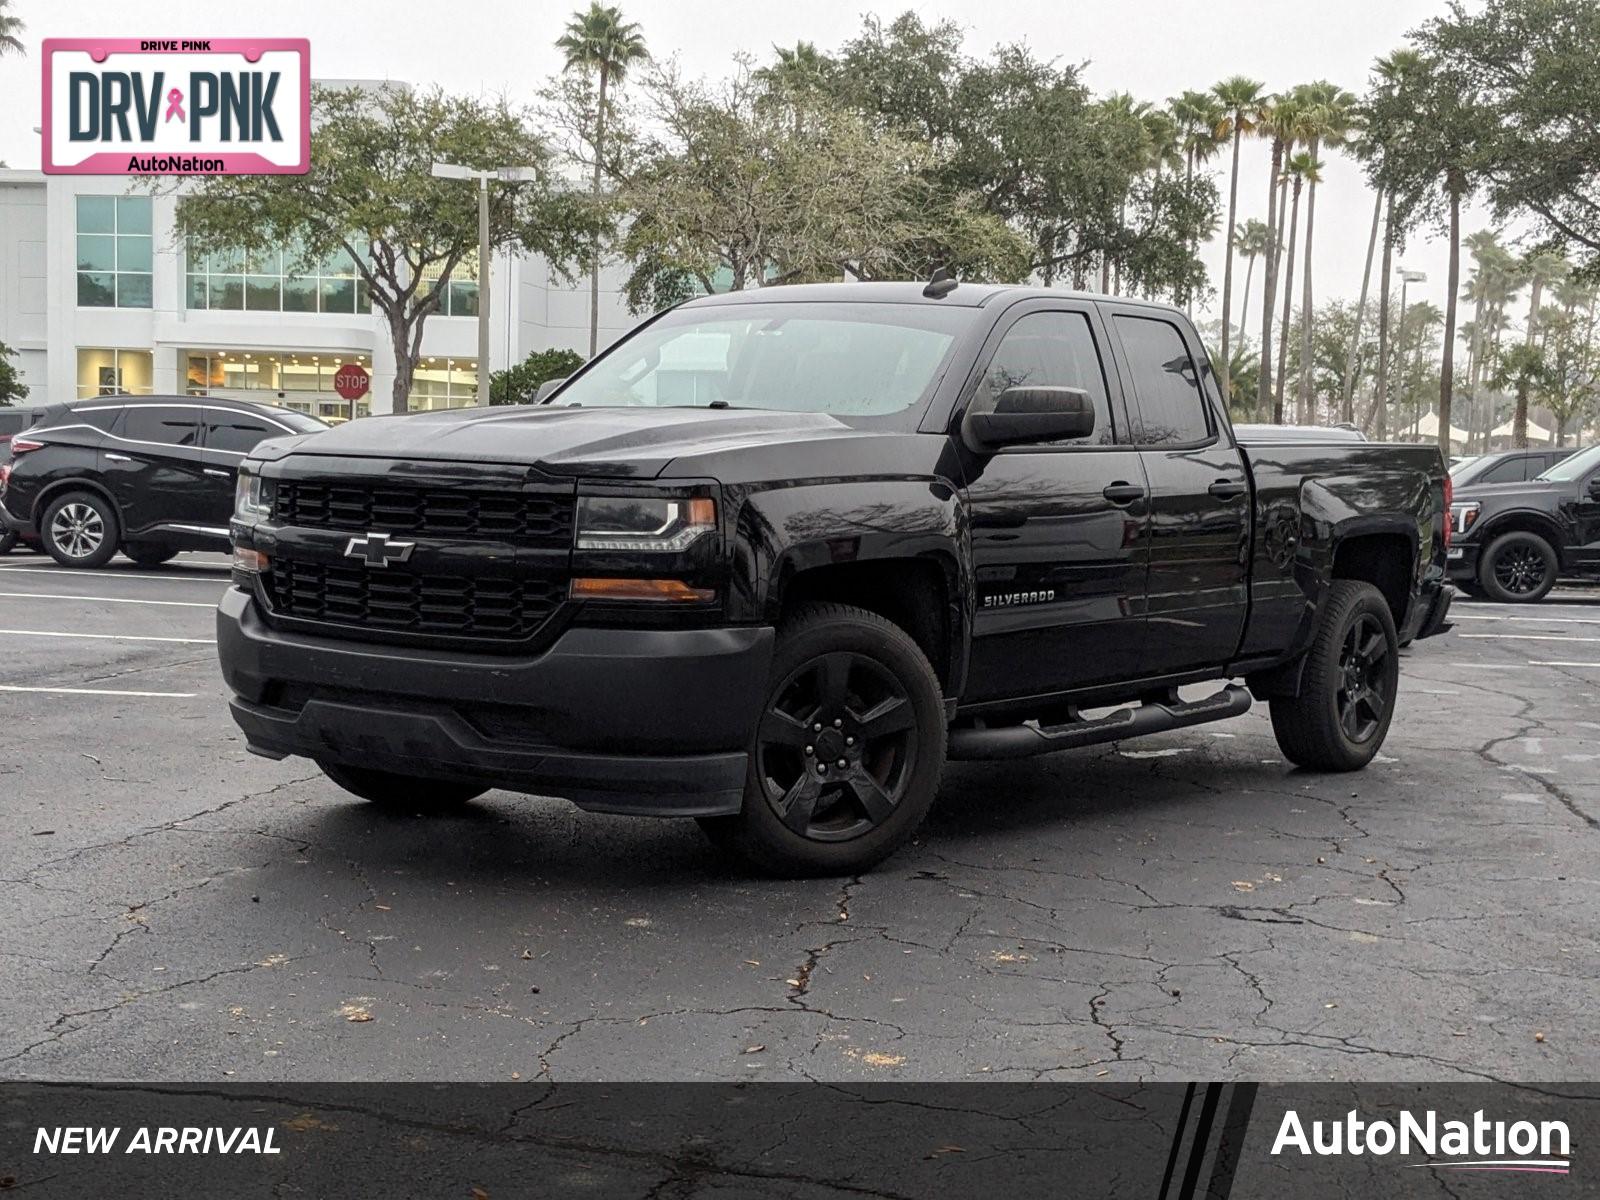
0, 0, 1508, 330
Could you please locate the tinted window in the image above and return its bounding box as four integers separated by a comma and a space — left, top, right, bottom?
204, 413, 279, 454
1480, 457, 1529, 484
1116, 315, 1212, 447
119, 406, 201, 446
976, 312, 1114, 446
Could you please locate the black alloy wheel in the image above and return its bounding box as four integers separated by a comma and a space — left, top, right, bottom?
1492, 542, 1550, 596
1335, 612, 1391, 745
756, 650, 918, 842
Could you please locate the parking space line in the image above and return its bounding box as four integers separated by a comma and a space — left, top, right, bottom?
0, 565, 231, 584
1531, 661, 1600, 668
1452, 614, 1600, 625
1459, 633, 1600, 643
0, 629, 215, 644
0, 684, 198, 697
0, 591, 215, 609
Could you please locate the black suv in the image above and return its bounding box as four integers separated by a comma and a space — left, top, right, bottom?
1450, 447, 1577, 488
0, 396, 326, 568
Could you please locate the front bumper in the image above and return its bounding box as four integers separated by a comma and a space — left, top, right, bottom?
1446, 543, 1481, 584
0, 499, 34, 538
217, 587, 774, 817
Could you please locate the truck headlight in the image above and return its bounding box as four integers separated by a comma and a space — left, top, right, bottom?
575, 495, 716, 552
1450, 502, 1480, 536
234, 470, 270, 522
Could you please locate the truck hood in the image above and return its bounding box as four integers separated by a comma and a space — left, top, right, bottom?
253, 405, 867, 478
1451, 479, 1566, 506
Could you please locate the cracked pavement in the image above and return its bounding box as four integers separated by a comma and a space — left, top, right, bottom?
1, 555, 1595, 1083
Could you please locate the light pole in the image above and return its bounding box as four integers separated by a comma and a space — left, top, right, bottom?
1397, 269, 1427, 437
430, 162, 540, 407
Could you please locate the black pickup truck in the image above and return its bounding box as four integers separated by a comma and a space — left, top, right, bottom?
1448, 442, 1600, 602
219, 283, 1452, 875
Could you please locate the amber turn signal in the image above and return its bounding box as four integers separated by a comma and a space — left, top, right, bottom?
569, 577, 714, 603
233, 546, 269, 573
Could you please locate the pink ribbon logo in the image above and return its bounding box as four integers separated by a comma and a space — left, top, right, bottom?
164, 88, 185, 123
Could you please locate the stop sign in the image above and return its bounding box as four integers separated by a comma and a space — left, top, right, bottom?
333, 363, 370, 401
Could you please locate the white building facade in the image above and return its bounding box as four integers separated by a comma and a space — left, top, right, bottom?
0, 167, 637, 418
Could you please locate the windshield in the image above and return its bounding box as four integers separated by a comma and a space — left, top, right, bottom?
1537, 445, 1599, 482
1449, 456, 1482, 481
550, 302, 973, 420
273, 409, 329, 433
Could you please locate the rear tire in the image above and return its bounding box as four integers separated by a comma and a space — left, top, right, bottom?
318, 761, 487, 812
41, 491, 119, 568
1270, 580, 1400, 772
697, 602, 945, 877
1476, 530, 1557, 603
124, 542, 178, 566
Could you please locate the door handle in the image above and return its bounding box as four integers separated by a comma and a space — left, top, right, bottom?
203, 468, 230, 478
1208, 479, 1247, 501
1102, 482, 1146, 506
105, 452, 132, 462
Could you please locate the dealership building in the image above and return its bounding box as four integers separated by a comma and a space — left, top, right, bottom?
0, 168, 637, 418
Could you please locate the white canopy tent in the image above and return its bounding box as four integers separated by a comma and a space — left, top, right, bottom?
1405, 411, 1471, 448
1489, 417, 1556, 444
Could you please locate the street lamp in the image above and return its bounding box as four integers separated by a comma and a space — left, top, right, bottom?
1397, 269, 1427, 437
430, 161, 541, 407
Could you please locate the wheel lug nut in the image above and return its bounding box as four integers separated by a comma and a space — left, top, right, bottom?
845, 737, 854, 746
833, 719, 842, 728
837, 758, 847, 769
817, 764, 827, 775
805, 745, 813, 756
814, 722, 823, 732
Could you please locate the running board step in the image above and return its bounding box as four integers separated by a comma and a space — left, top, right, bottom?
948, 684, 1253, 761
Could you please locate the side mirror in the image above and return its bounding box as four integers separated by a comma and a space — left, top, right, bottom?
1586, 476, 1600, 499
962, 385, 1095, 451
532, 376, 569, 404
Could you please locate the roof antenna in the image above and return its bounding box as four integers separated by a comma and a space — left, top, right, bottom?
923, 265, 958, 299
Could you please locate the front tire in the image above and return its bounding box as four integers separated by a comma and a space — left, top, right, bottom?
124, 542, 178, 566
698, 603, 945, 877
41, 491, 119, 568
317, 761, 487, 812
1270, 580, 1400, 772
1477, 530, 1557, 603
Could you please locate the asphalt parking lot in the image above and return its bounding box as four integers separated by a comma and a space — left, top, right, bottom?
1, 553, 1595, 1084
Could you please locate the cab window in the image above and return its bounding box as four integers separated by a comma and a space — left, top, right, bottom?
976, 311, 1114, 446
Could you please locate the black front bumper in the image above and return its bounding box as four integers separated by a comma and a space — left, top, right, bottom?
1446, 543, 1481, 585
218, 587, 774, 817
0, 498, 34, 538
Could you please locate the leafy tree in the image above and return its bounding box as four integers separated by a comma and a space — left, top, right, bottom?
558, 3, 649, 356
1211, 75, 1265, 402
0, 340, 28, 406
1491, 342, 1552, 447
619, 60, 1027, 309
170, 86, 599, 413
1423, 0, 1600, 274
0, 0, 23, 58
490, 348, 587, 405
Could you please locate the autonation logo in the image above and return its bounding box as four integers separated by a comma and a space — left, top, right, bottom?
1272, 1108, 1571, 1175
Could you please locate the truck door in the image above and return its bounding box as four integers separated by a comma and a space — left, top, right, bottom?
961, 303, 1151, 701
1108, 310, 1250, 675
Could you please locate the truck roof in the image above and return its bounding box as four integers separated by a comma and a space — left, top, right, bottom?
677, 281, 1188, 317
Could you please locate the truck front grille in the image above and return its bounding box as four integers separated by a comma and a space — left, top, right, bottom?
273, 482, 572, 547
265, 558, 563, 641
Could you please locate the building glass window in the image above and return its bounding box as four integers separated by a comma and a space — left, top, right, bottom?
183, 350, 372, 419
410, 357, 479, 410
76, 348, 154, 399
419, 251, 480, 317
76, 196, 153, 309
186, 239, 371, 315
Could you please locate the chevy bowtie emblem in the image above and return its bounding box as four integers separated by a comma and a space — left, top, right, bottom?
343, 532, 415, 568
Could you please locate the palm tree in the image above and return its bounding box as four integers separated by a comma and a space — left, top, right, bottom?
1523, 250, 1570, 350
1256, 93, 1299, 420
1290, 81, 1357, 423
1339, 127, 1383, 425
0, 0, 24, 58
558, 2, 649, 357
1366, 49, 1424, 439
1170, 89, 1225, 311
1492, 343, 1549, 449
1234, 219, 1270, 344
1211, 76, 1265, 406
1275, 152, 1318, 423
